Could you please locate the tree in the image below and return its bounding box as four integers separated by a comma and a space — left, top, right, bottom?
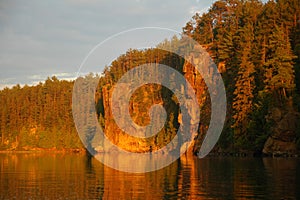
232, 22, 256, 135
264, 24, 296, 102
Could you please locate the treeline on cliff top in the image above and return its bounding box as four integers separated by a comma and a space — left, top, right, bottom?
0, 0, 299, 153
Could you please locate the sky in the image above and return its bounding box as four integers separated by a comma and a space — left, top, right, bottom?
0, 0, 221, 89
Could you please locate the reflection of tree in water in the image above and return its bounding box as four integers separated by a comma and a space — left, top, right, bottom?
83, 155, 104, 200
263, 158, 298, 199
1, 154, 299, 199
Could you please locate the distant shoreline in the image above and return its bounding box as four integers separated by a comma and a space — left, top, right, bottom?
0, 148, 86, 154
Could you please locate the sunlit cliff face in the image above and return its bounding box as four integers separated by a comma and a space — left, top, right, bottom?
95, 51, 211, 154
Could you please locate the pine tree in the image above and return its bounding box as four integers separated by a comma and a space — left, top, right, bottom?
264, 24, 296, 102
232, 23, 256, 134
231, 0, 262, 137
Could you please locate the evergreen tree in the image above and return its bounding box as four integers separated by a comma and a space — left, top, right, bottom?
232, 23, 256, 135
264, 24, 296, 102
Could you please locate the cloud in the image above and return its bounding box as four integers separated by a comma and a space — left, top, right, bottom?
189, 5, 210, 15
0, 84, 20, 90
27, 75, 45, 80
28, 72, 77, 83
52, 72, 77, 81
0, 78, 19, 89
0, 0, 214, 88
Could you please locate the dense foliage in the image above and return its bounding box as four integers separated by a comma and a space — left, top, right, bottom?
183, 0, 300, 152
0, 0, 299, 153
0, 78, 82, 150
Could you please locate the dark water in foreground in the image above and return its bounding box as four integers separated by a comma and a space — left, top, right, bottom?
0, 153, 299, 200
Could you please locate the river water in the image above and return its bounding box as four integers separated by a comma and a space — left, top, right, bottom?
0, 153, 299, 199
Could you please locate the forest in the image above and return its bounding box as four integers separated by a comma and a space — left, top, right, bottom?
0, 0, 299, 156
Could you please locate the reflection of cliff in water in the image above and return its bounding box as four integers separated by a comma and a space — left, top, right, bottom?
1, 154, 299, 199
263, 158, 298, 199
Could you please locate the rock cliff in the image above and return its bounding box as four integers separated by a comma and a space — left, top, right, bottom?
263, 102, 300, 156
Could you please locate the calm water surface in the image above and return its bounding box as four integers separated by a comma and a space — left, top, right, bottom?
0, 153, 299, 199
